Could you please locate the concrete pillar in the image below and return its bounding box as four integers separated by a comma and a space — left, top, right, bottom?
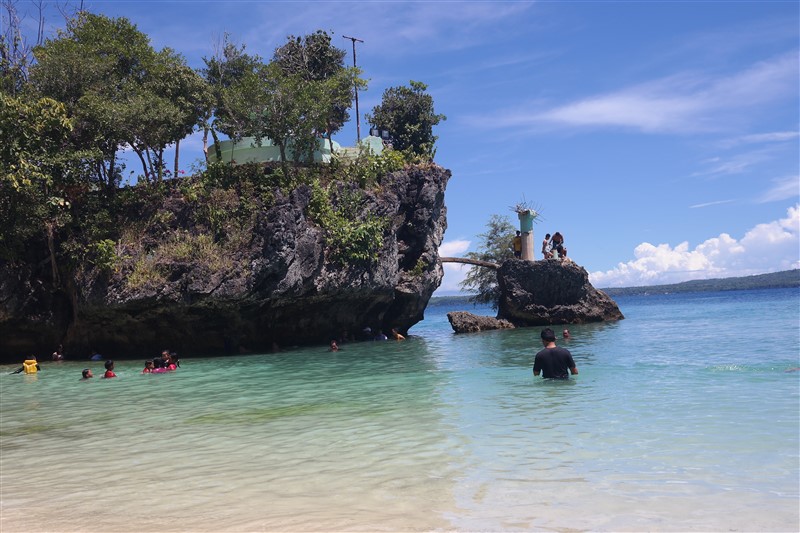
517, 210, 536, 261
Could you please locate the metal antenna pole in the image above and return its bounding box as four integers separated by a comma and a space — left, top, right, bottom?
343, 35, 364, 142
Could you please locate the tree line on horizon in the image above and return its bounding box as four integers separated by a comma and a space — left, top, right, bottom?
599, 269, 800, 296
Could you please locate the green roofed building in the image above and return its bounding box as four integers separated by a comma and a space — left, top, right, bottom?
207, 135, 385, 165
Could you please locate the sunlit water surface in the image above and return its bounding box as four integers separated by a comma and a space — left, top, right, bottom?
1, 288, 798, 532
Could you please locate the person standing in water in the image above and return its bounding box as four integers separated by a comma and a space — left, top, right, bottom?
533, 328, 578, 379
52, 344, 64, 361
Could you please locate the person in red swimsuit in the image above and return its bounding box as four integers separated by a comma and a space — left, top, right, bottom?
103, 360, 117, 378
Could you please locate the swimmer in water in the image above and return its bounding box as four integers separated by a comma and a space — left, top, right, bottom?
103, 360, 117, 378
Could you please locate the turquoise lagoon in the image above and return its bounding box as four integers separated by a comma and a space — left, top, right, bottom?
1, 288, 798, 532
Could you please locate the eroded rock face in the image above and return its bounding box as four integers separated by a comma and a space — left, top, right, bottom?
496, 259, 624, 326
0, 164, 450, 361
446, 311, 514, 333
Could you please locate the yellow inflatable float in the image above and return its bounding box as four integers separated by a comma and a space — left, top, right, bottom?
22, 358, 39, 374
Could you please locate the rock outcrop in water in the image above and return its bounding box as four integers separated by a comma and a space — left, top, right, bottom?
446, 311, 514, 333
0, 164, 450, 361
448, 258, 624, 333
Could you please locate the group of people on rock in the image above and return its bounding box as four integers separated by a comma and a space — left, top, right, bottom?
542, 232, 568, 261
511, 231, 569, 261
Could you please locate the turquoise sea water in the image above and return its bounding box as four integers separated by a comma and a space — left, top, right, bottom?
1, 288, 798, 532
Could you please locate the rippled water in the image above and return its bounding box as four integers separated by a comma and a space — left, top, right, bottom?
1, 288, 798, 532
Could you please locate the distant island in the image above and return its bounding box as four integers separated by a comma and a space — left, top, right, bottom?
432, 269, 799, 304
600, 269, 799, 296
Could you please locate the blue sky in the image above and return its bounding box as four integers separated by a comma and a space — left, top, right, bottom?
21, 0, 800, 292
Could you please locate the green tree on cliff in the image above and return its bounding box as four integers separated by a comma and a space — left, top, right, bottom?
202, 31, 363, 174
202, 35, 263, 145
0, 93, 89, 278
459, 214, 516, 309
118, 48, 210, 181
30, 12, 207, 185
273, 30, 362, 152
366, 80, 446, 159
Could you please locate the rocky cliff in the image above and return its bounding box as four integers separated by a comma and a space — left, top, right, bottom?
0, 164, 450, 361
447, 259, 624, 333
497, 259, 624, 325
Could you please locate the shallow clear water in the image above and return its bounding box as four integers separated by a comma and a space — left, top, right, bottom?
1, 288, 798, 532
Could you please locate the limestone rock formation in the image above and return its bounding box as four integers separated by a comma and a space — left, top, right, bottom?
0, 164, 450, 361
448, 258, 623, 334
497, 259, 624, 326
446, 311, 514, 333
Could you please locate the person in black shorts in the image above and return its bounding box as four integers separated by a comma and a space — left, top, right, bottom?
533, 328, 578, 379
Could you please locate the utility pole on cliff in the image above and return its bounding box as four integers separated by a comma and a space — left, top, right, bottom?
343, 35, 364, 142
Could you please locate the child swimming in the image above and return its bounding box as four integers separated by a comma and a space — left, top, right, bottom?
103, 360, 117, 378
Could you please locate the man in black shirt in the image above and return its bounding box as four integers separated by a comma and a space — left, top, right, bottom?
533, 328, 578, 379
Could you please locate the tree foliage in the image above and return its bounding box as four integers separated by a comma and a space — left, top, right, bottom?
202, 35, 262, 141
0, 93, 90, 265
308, 180, 387, 264
459, 214, 516, 309
366, 80, 446, 159
202, 31, 363, 173
30, 12, 208, 185
0, 0, 35, 96
119, 48, 210, 182
273, 30, 356, 144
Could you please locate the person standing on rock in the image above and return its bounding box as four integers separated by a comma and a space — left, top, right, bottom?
533, 328, 578, 379
551, 232, 567, 260
542, 233, 552, 259
512, 231, 522, 258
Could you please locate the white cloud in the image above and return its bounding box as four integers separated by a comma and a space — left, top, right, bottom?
590, 205, 800, 287
438, 239, 471, 257
436, 240, 472, 295
692, 148, 775, 177
469, 51, 799, 134
234, 1, 533, 61
690, 200, 735, 209
757, 175, 800, 203
718, 130, 799, 148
